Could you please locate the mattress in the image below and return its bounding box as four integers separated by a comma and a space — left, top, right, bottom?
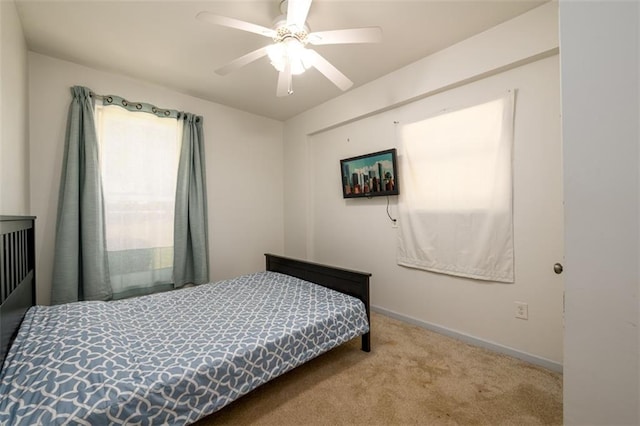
0, 271, 369, 425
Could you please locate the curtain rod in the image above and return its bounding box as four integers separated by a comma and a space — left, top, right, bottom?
89, 91, 179, 119
88, 91, 200, 122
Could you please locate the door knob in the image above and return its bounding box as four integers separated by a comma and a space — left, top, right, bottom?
553, 263, 563, 274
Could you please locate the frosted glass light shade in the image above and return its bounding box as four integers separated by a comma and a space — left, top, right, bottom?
267, 39, 315, 75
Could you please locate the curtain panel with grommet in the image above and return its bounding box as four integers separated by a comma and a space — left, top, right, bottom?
51, 86, 112, 304
173, 113, 209, 287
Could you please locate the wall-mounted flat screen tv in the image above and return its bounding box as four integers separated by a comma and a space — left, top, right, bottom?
340, 148, 399, 198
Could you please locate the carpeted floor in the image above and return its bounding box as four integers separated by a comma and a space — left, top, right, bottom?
195, 312, 562, 425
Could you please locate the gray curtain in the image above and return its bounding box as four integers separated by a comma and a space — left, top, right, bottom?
51, 86, 112, 304
173, 113, 209, 286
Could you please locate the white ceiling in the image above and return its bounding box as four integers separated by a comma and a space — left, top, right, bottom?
15, 0, 546, 121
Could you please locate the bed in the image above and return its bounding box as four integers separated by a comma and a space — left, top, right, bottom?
0, 216, 371, 425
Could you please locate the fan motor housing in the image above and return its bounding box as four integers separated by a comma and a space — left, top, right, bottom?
271, 12, 310, 43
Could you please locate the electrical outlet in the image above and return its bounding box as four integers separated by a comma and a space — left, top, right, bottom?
391, 219, 398, 228
515, 301, 528, 320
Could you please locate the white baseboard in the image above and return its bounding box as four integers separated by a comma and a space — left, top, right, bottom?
371, 305, 563, 373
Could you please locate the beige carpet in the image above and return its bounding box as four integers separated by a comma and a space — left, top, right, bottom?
195, 312, 562, 425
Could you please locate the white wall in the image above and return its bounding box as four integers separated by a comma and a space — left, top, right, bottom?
0, 0, 29, 215
311, 55, 562, 365
29, 53, 284, 306
559, 1, 640, 424
283, 2, 562, 367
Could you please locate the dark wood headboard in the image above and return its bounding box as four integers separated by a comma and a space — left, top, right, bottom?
265, 253, 371, 352
0, 216, 36, 367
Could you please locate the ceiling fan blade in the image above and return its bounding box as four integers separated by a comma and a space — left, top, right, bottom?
308, 27, 382, 45
307, 49, 353, 91
286, 0, 312, 30
277, 62, 293, 97
197, 11, 276, 38
215, 46, 270, 76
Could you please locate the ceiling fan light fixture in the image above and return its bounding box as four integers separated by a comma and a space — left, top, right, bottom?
197, 0, 381, 95
267, 39, 314, 75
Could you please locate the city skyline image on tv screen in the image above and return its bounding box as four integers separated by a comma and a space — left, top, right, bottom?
340, 148, 399, 198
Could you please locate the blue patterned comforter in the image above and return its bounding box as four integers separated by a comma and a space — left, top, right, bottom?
0, 271, 369, 425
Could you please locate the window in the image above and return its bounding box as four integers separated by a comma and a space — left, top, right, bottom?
95, 103, 182, 298
396, 92, 515, 282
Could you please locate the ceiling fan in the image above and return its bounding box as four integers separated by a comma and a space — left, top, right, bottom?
196, 0, 382, 97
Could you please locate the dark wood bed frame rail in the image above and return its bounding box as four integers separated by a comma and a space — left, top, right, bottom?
265, 253, 371, 352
